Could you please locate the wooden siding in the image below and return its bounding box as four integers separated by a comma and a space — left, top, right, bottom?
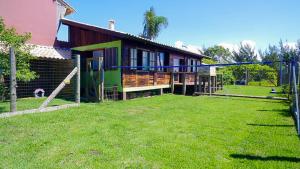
69, 26, 119, 48
123, 71, 170, 88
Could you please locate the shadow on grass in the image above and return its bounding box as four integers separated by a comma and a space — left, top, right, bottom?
257, 109, 291, 117
0, 106, 6, 113
247, 123, 294, 127
205, 96, 289, 104
230, 154, 300, 163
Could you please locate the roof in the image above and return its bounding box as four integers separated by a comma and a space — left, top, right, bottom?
61, 19, 210, 59
30, 45, 71, 60
57, 0, 75, 16
0, 43, 71, 60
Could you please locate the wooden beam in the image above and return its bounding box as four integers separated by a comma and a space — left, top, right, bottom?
171, 72, 174, 93
10, 47, 17, 112
198, 76, 202, 93
123, 92, 127, 100
182, 73, 186, 95
208, 76, 211, 96
194, 72, 198, 93
75, 54, 80, 104
39, 67, 78, 110
1, 103, 79, 118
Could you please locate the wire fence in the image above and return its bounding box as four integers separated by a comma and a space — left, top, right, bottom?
0, 58, 77, 113
290, 61, 300, 135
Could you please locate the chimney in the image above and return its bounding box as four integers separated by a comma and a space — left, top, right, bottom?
108, 20, 115, 31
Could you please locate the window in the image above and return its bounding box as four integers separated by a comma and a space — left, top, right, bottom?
92, 50, 103, 71
192, 59, 198, 72
173, 58, 180, 72
104, 47, 118, 70
196, 60, 200, 72
142, 51, 149, 71
130, 48, 137, 69
190, 59, 197, 72
149, 52, 156, 71
157, 52, 165, 71
187, 59, 191, 72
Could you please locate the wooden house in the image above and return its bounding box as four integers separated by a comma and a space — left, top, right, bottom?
62, 19, 209, 100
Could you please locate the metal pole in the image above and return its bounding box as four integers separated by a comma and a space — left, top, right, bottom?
100, 57, 104, 102
208, 76, 211, 96
279, 55, 283, 86
10, 47, 17, 112
171, 72, 174, 94
182, 73, 186, 95
292, 63, 300, 135
75, 54, 80, 104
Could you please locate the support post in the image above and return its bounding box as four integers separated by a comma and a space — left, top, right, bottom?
198, 76, 202, 93
10, 47, 17, 112
221, 74, 223, 90
208, 76, 211, 96
75, 54, 80, 104
182, 73, 186, 95
194, 72, 198, 93
99, 56, 104, 102
279, 55, 283, 86
160, 88, 163, 95
39, 67, 78, 109
123, 92, 127, 101
171, 72, 174, 94
214, 76, 218, 92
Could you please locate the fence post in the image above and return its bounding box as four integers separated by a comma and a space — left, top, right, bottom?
75, 54, 80, 104
194, 72, 198, 93
171, 72, 174, 94
10, 47, 17, 112
182, 73, 186, 95
208, 76, 211, 96
99, 56, 104, 102
292, 63, 300, 135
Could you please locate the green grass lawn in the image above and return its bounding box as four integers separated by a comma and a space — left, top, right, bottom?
0, 98, 73, 113
217, 85, 286, 97
0, 94, 299, 168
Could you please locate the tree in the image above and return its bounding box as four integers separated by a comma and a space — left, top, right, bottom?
204, 45, 232, 63
141, 7, 168, 40
261, 45, 280, 71
279, 39, 297, 62
233, 43, 257, 62
0, 17, 37, 100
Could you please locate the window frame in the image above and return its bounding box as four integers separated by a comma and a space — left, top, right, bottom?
130, 48, 137, 70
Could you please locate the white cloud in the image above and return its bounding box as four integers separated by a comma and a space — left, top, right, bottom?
175, 40, 203, 54
175, 41, 184, 48
283, 42, 297, 50
218, 40, 261, 60
218, 43, 239, 52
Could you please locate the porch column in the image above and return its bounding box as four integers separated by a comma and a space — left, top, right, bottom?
75, 54, 81, 104
171, 72, 175, 94
198, 76, 202, 94
182, 73, 186, 95
194, 72, 198, 93
123, 92, 127, 101
208, 76, 211, 95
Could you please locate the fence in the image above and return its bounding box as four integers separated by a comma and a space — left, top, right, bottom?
290, 61, 300, 135
0, 48, 80, 117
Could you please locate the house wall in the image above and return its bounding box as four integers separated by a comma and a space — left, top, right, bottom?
0, 0, 61, 46
69, 26, 120, 47
72, 41, 123, 92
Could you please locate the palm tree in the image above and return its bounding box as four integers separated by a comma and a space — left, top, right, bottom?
141, 7, 168, 40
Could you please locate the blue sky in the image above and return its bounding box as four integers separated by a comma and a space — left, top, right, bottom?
59, 0, 300, 51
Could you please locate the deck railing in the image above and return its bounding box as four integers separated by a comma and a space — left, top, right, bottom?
122, 71, 171, 88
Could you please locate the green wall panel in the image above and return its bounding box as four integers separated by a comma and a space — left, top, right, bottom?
72, 40, 123, 92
